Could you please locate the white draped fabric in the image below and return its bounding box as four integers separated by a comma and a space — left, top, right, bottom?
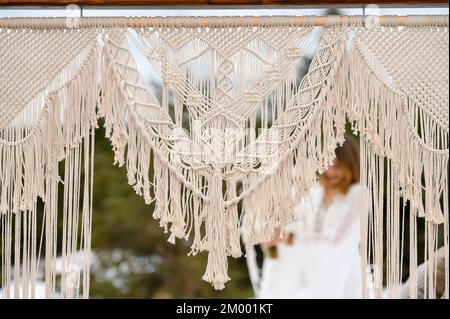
256, 183, 362, 299
0, 15, 448, 298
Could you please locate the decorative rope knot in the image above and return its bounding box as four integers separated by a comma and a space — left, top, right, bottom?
0, 203, 8, 214
168, 126, 187, 142
185, 92, 204, 105
284, 47, 302, 59
148, 47, 166, 62
165, 71, 183, 85
220, 59, 234, 74
218, 77, 233, 92
242, 90, 261, 104
266, 67, 283, 82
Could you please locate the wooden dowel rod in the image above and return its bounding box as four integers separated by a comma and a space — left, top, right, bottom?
0, 0, 449, 6
0, 15, 448, 28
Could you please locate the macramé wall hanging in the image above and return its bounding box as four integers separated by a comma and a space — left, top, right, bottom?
0, 15, 448, 299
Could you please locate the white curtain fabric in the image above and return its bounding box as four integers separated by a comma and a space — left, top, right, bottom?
256, 183, 362, 299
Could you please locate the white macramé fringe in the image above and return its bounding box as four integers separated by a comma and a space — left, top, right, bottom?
0, 24, 448, 298
0, 43, 100, 299
99, 28, 349, 290
348, 36, 449, 299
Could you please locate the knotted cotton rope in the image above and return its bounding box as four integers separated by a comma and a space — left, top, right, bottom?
0, 15, 448, 298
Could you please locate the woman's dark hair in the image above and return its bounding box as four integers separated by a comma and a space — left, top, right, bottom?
320, 133, 360, 193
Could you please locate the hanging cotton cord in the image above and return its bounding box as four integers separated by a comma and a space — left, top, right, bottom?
0, 15, 448, 297
1, 27, 100, 298
348, 23, 449, 299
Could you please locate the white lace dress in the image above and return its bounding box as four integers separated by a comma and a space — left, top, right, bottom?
257, 183, 363, 299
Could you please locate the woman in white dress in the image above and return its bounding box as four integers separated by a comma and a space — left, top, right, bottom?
252, 135, 363, 299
